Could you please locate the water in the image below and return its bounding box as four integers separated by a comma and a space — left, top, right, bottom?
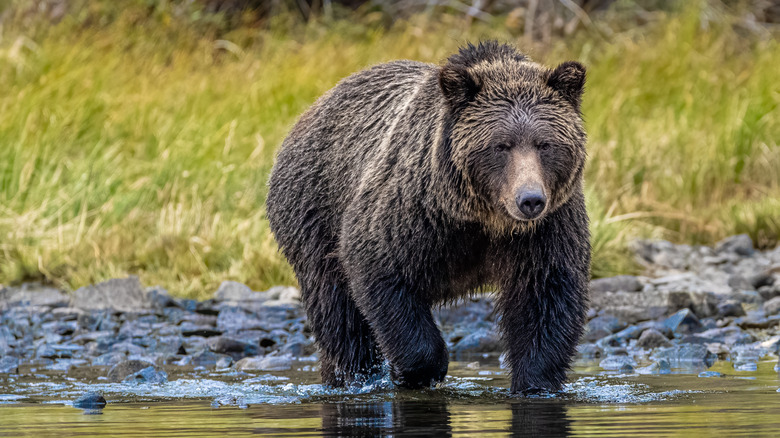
2, 359, 780, 436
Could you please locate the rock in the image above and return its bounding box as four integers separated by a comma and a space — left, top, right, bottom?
214, 281, 264, 302
727, 274, 753, 291
436, 298, 495, 327
262, 286, 301, 306
590, 276, 642, 293
717, 300, 746, 318
636, 329, 672, 349
583, 314, 627, 342
180, 324, 222, 338
207, 336, 259, 359
186, 350, 232, 369
590, 289, 720, 324
652, 345, 717, 369
663, 309, 702, 334
764, 297, 780, 315
715, 234, 754, 256
152, 336, 185, 355
92, 352, 126, 366
0, 356, 20, 373
3, 285, 69, 308
599, 355, 637, 371
145, 287, 177, 309
107, 359, 156, 382
217, 307, 264, 333
758, 284, 780, 301
71, 277, 151, 312
73, 392, 107, 410
451, 328, 503, 358
123, 366, 168, 384
749, 272, 775, 289
735, 314, 780, 329
280, 333, 315, 357
636, 359, 671, 375
576, 343, 603, 359
731, 347, 760, 372
216, 356, 233, 369
235, 355, 292, 371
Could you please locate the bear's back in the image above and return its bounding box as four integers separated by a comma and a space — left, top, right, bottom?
267, 60, 439, 257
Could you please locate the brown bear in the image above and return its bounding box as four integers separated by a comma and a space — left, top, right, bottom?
266, 41, 590, 393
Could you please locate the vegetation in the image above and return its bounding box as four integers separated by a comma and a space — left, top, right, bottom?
0, 1, 777, 298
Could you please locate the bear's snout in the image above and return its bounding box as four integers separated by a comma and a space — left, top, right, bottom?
515, 187, 547, 219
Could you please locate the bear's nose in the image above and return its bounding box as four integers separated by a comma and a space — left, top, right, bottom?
516, 189, 547, 219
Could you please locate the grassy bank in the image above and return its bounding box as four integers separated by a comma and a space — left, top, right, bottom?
1, 2, 778, 298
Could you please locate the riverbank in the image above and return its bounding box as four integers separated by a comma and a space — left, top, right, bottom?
1, 235, 778, 385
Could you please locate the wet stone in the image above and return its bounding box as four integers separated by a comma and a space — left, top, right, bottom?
663, 308, 702, 334
652, 345, 716, 369
235, 355, 293, 372
92, 352, 126, 366
583, 314, 626, 342
123, 366, 168, 384
179, 323, 222, 338
107, 359, 157, 382
73, 391, 107, 410
451, 328, 502, 359
636, 359, 671, 375
599, 355, 637, 371
736, 314, 780, 329
280, 333, 315, 357
636, 329, 672, 349
217, 307, 264, 333
731, 347, 760, 372
717, 300, 746, 318
0, 356, 20, 373
698, 327, 754, 346
207, 336, 259, 359
576, 343, 603, 359
182, 349, 232, 369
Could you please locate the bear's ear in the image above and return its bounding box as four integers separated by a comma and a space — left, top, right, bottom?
547, 61, 586, 110
439, 64, 481, 111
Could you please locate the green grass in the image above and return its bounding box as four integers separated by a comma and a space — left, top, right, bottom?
0, 2, 778, 298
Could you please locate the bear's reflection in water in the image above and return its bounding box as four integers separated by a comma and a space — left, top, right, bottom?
319, 399, 570, 436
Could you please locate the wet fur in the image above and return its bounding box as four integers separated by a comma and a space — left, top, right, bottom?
266, 41, 590, 392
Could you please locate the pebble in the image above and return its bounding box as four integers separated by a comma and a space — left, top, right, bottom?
0, 235, 777, 383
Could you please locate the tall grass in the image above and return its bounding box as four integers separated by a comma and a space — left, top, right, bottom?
0, 2, 777, 298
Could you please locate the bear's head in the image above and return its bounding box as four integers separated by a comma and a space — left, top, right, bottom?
439, 42, 586, 232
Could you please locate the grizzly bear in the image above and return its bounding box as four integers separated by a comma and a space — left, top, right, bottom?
266, 41, 590, 393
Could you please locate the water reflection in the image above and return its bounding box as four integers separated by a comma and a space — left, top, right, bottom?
319, 398, 571, 436
320, 400, 452, 436
509, 400, 570, 437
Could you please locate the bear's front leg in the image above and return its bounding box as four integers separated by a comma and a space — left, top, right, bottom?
349, 274, 449, 388
497, 213, 590, 393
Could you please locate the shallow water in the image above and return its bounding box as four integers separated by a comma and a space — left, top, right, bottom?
2, 359, 780, 437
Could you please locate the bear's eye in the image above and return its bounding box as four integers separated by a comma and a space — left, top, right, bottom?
538, 142, 552, 151
494, 143, 510, 152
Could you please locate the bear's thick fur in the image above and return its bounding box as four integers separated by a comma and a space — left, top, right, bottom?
267, 41, 590, 393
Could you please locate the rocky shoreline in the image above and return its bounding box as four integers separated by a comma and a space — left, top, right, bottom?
1, 235, 779, 384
